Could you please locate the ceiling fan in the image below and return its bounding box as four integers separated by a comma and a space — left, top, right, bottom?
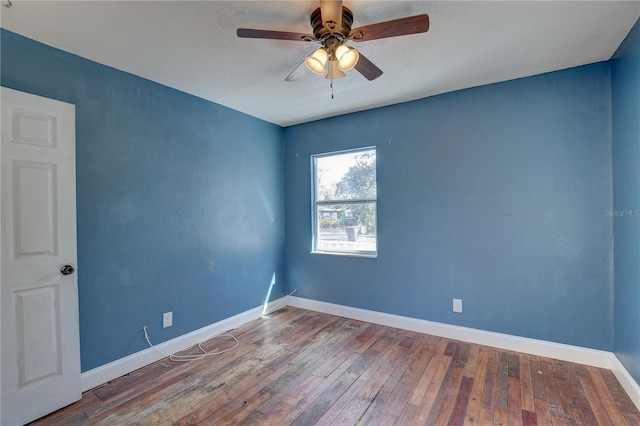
237, 0, 430, 82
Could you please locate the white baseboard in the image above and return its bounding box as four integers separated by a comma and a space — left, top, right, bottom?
286, 295, 640, 411
611, 354, 640, 409
80, 296, 287, 392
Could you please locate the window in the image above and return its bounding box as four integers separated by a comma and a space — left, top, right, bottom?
312, 147, 377, 257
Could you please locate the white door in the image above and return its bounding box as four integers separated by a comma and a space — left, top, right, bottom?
1, 87, 80, 425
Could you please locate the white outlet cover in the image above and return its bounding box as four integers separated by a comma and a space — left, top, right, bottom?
163, 311, 173, 328
453, 299, 463, 313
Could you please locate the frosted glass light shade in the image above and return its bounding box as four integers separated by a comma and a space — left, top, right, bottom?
305, 48, 328, 75
326, 59, 346, 79
335, 45, 359, 71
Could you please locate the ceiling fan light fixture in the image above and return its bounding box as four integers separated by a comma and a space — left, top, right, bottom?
335, 45, 359, 71
305, 48, 328, 75
326, 59, 346, 79
237, 2, 430, 83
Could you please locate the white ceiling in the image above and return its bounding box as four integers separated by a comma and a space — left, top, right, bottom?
2, 1, 639, 127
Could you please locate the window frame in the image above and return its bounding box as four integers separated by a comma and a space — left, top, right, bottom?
311, 146, 378, 258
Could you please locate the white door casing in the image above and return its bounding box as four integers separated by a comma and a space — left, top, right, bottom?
1, 87, 81, 425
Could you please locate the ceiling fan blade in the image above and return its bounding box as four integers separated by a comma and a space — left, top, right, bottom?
285, 61, 309, 82
350, 14, 429, 42
354, 53, 383, 81
237, 28, 312, 41
320, 0, 343, 29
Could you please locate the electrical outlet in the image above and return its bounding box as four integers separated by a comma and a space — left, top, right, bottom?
163, 311, 173, 328
453, 299, 463, 313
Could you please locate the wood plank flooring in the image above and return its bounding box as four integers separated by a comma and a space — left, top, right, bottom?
31, 307, 640, 425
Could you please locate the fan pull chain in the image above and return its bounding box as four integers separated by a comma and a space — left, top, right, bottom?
330, 81, 334, 99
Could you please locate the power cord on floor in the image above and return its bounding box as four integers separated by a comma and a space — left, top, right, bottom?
142, 325, 239, 362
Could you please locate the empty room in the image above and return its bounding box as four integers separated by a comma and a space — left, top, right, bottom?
1, 1, 639, 425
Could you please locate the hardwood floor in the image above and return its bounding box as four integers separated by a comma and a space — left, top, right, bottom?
31, 307, 640, 425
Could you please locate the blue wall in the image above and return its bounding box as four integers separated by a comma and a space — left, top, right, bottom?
3, 23, 635, 375
612, 18, 640, 384
285, 63, 614, 351
1, 30, 286, 371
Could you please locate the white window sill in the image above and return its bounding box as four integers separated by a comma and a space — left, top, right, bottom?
311, 250, 378, 259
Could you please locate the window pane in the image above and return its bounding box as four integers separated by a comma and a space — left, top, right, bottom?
315, 150, 376, 202
316, 202, 377, 254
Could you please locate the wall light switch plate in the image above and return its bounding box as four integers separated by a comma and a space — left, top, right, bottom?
163, 311, 173, 328
453, 299, 463, 313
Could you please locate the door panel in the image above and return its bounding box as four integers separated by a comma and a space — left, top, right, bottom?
1, 87, 80, 426
10, 108, 58, 148
16, 283, 62, 387
12, 161, 58, 258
